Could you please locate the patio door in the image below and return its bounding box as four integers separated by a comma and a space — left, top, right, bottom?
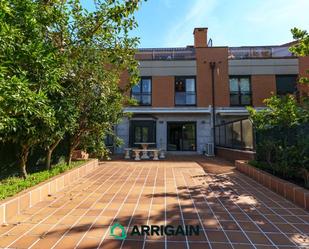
129, 120, 156, 147
167, 122, 196, 151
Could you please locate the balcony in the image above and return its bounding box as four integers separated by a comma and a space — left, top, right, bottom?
228, 46, 295, 60
136, 47, 196, 61
135, 45, 296, 61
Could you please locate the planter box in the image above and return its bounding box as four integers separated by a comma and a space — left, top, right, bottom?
0, 159, 98, 225
235, 160, 309, 211
216, 147, 256, 162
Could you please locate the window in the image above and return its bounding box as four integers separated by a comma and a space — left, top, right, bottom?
129, 120, 156, 147
131, 77, 152, 105
229, 76, 251, 106
104, 134, 113, 147
175, 77, 196, 106
276, 75, 297, 96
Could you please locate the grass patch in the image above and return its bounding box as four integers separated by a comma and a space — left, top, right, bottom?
0, 160, 86, 200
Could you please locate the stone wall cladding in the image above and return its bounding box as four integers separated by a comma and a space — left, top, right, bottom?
116, 114, 212, 154
235, 160, 309, 211
0, 159, 98, 225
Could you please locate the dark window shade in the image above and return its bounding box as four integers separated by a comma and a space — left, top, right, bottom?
276, 75, 297, 96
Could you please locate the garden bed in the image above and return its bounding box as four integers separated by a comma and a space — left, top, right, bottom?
0, 160, 84, 200
0, 159, 98, 224
235, 160, 309, 211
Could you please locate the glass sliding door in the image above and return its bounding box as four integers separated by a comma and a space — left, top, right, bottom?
129, 120, 156, 147
167, 122, 196, 151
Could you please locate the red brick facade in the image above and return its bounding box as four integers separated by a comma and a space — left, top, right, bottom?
152, 76, 174, 107
195, 47, 230, 107
251, 75, 276, 106
122, 27, 305, 109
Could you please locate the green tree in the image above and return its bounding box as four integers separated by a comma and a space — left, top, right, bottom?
247, 95, 309, 130
42, 95, 78, 170
0, 0, 63, 178
0, 0, 143, 177
248, 95, 309, 186
52, 0, 141, 164
290, 28, 309, 84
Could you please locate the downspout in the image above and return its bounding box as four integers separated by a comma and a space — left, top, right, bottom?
210, 62, 216, 152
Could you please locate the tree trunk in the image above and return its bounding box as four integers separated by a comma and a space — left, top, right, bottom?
46, 149, 52, 170
66, 135, 80, 166
19, 145, 29, 179
45, 138, 61, 170
67, 146, 73, 166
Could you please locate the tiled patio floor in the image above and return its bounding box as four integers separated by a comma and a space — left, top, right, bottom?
0, 157, 308, 249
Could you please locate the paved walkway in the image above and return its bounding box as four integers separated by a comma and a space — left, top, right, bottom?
0, 157, 308, 249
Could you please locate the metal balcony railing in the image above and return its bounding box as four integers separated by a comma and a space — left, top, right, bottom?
136, 47, 196, 61
215, 118, 254, 151
135, 45, 296, 61
228, 46, 294, 59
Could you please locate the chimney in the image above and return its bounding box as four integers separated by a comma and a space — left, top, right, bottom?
193, 28, 208, 48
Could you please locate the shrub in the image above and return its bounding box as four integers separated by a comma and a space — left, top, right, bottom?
0, 160, 85, 200
248, 95, 309, 188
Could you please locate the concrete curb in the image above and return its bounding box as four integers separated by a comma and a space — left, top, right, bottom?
0, 159, 99, 225
235, 160, 309, 211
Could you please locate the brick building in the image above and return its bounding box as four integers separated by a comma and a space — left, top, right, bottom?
114, 27, 309, 155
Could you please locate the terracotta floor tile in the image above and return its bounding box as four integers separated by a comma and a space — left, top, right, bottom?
282, 215, 305, 224
245, 232, 273, 245
0, 235, 23, 247
167, 241, 188, 249
144, 241, 166, 249
219, 221, 241, 231
30, 235, 61, 249
76, 237, 101, 249
121, 239, 144, 249
2, 158, 308, 249
257, 222, 280, 233
231, 244, 256, 249
10, 235, 39, 249
238, 221, 260, 232
266, 233, 297, 246
210, 242, 233, 249
53, 235, 84, 249
205, 230, 229, 243
225, 231, 251, 243
274, 223, 300, 233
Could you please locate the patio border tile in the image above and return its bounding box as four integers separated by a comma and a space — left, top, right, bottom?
235, 160, 309, 211
0, 159, 99, 225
